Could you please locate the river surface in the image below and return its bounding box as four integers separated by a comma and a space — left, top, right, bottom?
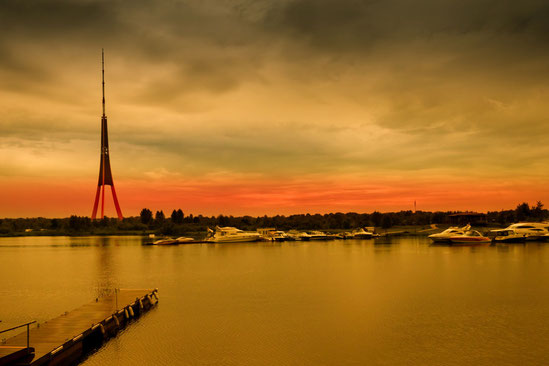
1, 236, 548, 365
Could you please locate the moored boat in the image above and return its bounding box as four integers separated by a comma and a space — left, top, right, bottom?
287, 231, 311, 241
351, 228, 374, 239
272, 231, 289, 242
448, 230, 491, 245
176, 237, 195, 244
205, 226, 261, 243
501, 223, 549, 241
308, 231, 328, 240
153, 238, 178, 245
429, 224, 471, 243
491, 229, 526, 243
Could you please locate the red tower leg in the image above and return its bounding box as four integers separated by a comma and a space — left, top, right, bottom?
101, 183, 105, 219
110, 185, 124, 220
91, 185, 101, 219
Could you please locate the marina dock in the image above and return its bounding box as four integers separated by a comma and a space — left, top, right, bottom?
0, 289, 158, 366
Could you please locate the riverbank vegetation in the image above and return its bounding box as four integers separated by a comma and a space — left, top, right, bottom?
1, 202, 547, 237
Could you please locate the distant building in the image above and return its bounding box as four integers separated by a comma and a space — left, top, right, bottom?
448, 212, 487, 226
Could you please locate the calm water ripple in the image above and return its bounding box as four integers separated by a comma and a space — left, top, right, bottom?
1, 236, 548, 365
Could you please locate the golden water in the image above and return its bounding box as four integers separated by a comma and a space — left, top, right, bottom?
1, 236, 548, 365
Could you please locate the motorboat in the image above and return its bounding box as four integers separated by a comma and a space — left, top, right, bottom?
428, 224, 471, 243
308, 231, 328, 240
176, 237, 194, 244
272, 231, 289, 242
257, 228, 276, 241
205, 226, 261, 243
448, 230, 491, 245
501, 223, 549, 241
351, 228, 374, 239
153, 238, 178, 245
287, 230, 310, 241
490, 229, 526, 243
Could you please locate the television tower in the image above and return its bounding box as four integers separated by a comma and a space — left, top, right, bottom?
91, 49, 123, 220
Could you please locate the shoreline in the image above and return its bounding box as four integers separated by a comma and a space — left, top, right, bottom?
0, 224, 509, 239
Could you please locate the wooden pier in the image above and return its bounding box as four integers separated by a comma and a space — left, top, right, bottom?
0, 289, 158, 366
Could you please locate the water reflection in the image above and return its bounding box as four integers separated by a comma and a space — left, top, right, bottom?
1, 236, 548, 366
95, 237, 116, 298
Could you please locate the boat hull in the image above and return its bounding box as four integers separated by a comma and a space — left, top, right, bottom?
352, 233, 373, 239
449, 238, 491, 245
493, 236, 526, 243
153, 239, 178, 245
524, 235, 548, 242
429, 237, 452, 244
206, 237, 259, 243
176, 237, 195, 244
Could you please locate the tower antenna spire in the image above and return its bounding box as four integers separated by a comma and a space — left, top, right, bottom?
102, 48, 106, 117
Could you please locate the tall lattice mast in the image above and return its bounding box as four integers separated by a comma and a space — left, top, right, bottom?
92, 49, 123, 220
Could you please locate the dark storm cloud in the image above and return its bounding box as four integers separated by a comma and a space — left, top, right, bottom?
0, 0, 120, 42
3, 0, 548, 90
2, 0, 549, 180
0, 0, 270, 103
2, 0, 549, 65
264, 0, 549, 52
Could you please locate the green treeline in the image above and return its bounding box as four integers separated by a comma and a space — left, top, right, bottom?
0, 202, 547, 238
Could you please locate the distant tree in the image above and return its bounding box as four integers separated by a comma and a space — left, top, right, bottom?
532, 201, 544, 221
515, 202, 531, 221
50, 218, 60, 229
342, 219, 351, 230
140, 208, 153, 225
155, 210, 165, 223
371, 211, 382, 227
217, 214, 228, 226
381, 215, 393, 229
68, 215, 91, 231
432, 212, 446, 224
171, 209, 184, 224
161, 221, 175, 235
69, 215, 78, 230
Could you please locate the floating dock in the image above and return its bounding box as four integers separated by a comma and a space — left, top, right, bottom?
0, 288, 158, 366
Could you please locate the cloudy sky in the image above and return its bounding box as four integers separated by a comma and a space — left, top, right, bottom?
1, 0, 548, 217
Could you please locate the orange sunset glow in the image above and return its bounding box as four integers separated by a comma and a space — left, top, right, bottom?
1, 0, 549, 217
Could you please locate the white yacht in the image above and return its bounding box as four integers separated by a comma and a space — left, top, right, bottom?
272, 231, 289, 242
287, 230, 311, 241
351, 228, 374, 239
501, 223, 549, 241
490, 229, 526, 243
308, 231, 328, 240
428, 224, 471, 243
205, 226, 261, 243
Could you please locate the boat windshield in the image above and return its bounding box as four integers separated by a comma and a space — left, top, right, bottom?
465, 230, 480, 236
